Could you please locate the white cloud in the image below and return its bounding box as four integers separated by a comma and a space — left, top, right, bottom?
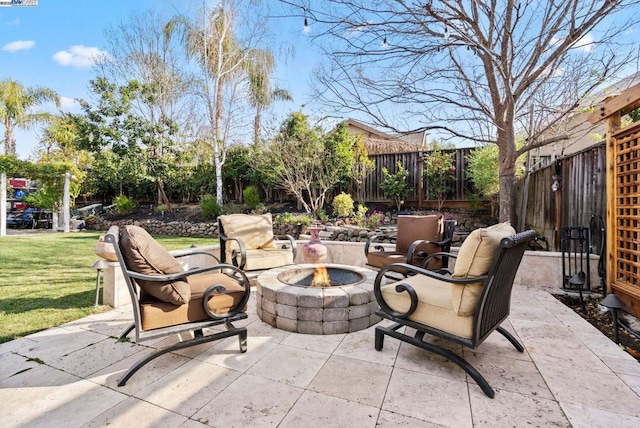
2, 40, 35, 53
574, 33, 594, 52
5, 18, 21, 26
59, 96, 77, 108
52, 45, 108, 68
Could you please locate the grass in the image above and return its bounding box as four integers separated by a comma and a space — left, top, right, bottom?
0, 231, 217, 344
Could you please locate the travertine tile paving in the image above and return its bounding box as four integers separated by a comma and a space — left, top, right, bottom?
1, 285, 639, 427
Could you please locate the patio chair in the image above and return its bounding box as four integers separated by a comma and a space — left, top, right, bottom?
365, 214, 456, 274
373, 224, 535, 398
218, 213, 297, 271
105, 225, 250, 387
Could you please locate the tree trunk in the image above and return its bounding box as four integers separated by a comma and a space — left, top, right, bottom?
496, 127, 517, 225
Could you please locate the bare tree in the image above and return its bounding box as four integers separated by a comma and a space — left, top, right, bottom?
280, 0, 640, 223
96, 10, 195, 210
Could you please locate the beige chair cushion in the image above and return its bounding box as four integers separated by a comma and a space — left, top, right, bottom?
380, 275, 473, 339
94, 225, 120, 261
450, 222, 516, 316
219, 213, 277, 251
241, 248, 294, 271
120, 225, 191, 305
139, 272, 246, 330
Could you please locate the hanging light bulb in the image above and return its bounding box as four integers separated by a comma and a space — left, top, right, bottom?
382, 35, 388, 47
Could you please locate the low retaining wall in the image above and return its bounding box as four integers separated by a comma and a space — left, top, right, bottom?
102, 240, 601, 308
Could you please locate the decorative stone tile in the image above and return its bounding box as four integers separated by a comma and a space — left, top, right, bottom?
297, 288, 324, 308
560, 402, 640, 428
469, 386, 570, 427
84, 396, 188, 427
383, 367, 472, 427
276, 317, 298, 332
276, 303, 297, 319
192, 374, 303, 427
308, 355, 391, 407
247, 345, 329, 388
276, 285, 299, 305
349, 303, 372, 319
345, 286, 370, 305
323, 288, 349, 308
323, 308, 348, 322
278, 390, 378, 428
261, 297, 276, 315
349, 317, 371, 333
298, 320, 324, 335
323, 321, 349, 334
298, 307, 323, 321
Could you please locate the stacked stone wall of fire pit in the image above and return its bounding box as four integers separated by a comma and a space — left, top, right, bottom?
256, 264, 381, 334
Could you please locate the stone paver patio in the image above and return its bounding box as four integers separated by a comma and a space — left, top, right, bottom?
1, 284, 639, 427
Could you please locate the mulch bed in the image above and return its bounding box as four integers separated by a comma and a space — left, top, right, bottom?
554, 293, 640, 361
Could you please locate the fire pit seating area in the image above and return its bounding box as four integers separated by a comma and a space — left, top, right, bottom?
365, 214, 457, 274
373, 223, 536, 398
105, 225, 251, 386
218, 213, 297, 272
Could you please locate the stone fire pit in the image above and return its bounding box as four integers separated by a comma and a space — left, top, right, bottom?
255, 264, 381, 334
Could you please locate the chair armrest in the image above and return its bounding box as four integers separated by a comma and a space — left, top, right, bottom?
125, 262, 241, 283
373, 262, 486, 319
364, 233, 396, 256
202, 263, 251, 319
275, 234, 298, 259
420, 252, 457, 274
223, 237, 247, 269
174, 251, 221, 265
406, 238, 453, 262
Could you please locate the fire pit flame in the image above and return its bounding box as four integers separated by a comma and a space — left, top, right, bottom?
311, 266, 331, 287
276, 265, 366, 288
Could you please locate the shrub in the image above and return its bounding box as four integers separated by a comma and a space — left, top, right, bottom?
354, 204, 368, 227
366, 212, 384, 230
114, 195, 135, 216
424, 150, 456, 211
332, 192, 355, 218
380, 161, 411, 211
200, 194, 221, 220
243, 185, 260, 209
275, 212, 314, 225
317, 209, 329, 222
155, 204, 167, 213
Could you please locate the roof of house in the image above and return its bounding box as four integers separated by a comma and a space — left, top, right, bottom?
344, 118, 424, 154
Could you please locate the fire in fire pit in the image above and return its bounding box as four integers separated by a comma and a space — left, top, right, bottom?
277, 265, 366, 288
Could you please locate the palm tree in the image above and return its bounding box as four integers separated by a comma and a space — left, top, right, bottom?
0, 78, 60, 156
245, 49, 292, 145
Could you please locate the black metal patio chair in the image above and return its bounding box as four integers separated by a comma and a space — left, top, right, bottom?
373, 225, 535, 398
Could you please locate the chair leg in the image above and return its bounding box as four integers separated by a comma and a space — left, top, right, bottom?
375, 323, 495, 398
118, 323, 135, 341
117, 326, 247, 387
239, 328, 248, 352
496, 326, 525, 352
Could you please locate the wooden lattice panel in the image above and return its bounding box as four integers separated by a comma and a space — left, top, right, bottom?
613, 126, 640, 287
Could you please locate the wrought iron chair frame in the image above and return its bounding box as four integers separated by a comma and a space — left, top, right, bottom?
373, 229, 535, 398
105, 228, 250, 387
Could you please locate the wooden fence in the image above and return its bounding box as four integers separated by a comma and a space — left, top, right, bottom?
519, 142, 606, 250
364, 148, 474, 204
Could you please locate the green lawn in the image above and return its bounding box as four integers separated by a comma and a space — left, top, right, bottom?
0, 231, 217, 344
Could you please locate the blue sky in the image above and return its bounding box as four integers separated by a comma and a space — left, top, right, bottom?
1, 0, 317, 159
